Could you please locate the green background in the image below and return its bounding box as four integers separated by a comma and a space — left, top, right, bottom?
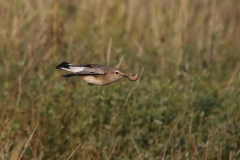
1, 0, 240, 159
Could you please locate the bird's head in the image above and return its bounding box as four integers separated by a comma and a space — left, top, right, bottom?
112, 69, 139, 81
109, 69, 139, 83
111, 69, 127, 79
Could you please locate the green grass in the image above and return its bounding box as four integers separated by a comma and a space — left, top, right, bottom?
1, 0, 240, 159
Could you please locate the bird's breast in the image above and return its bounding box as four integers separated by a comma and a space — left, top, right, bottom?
81, 75, 105, 86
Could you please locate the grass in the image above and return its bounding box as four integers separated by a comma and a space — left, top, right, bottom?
1, 0, 240, 159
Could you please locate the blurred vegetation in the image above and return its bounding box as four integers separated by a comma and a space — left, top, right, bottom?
1, 0, 240, 159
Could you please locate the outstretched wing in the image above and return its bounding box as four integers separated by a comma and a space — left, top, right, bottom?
75, 67, 105, 75
56, 62, 108, 77
62, 67, 105, 77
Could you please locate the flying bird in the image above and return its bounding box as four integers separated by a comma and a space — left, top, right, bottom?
55, 62, 139, 86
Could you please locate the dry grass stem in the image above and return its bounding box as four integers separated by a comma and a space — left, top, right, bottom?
107, 37, 112, 66
204, 136, 209, 160
189, 112, 193, 134
124, 66, 145, 106
204, 127, 220, 160
162, 123, 178, 160
227, 63, 240, 87
16, 76, 22, 108
130, 136, 143, 160
115, 56, 125, 68
66, 143, 82, 160
107, 142, 118, 160
18, 122, 39, 160
236, 148, 240, 155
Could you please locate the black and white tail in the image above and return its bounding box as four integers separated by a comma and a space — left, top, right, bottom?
55, 62, 85, 73
55, 62, 71, 70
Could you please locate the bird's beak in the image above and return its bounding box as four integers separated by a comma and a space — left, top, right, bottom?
123, 75, 128, 78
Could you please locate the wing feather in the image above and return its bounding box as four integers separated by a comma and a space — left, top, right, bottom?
74, 68, 105, 75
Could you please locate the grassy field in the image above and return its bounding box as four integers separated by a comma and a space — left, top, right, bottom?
1, 0, 240, 159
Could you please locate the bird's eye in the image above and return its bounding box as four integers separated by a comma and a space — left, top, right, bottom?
115, 72, 119, 74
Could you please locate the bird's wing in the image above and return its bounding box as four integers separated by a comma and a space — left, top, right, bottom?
76, 64, 110, 68
75, 67, 106, 75
58, 63, 109, 77
62, 68, 105, 77
68, 64, 109, 75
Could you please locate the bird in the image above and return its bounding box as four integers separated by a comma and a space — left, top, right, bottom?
55, 62, 139, 86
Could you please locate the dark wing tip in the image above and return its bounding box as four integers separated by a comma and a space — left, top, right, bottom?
55, 62, 70, 69
62, 74, 75, 77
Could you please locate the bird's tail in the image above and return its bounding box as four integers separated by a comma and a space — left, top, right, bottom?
55, 62, 70, 70
55, 62, 85, 77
